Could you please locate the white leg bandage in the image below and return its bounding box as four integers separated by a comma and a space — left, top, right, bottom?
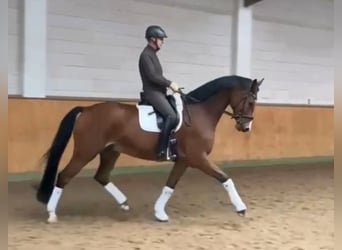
47, 186, 63, 214
104, 182, 127, 205
154, 186, 174, 221
46, 186, 63, 223
222, 179, 247, 211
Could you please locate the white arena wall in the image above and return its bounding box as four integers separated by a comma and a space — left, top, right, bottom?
9, 0, 334, 105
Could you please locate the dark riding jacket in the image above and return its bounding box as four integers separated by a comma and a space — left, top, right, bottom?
139, 45, 171, 95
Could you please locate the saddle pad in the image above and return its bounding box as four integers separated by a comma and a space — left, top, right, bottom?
136, 93, 184, 133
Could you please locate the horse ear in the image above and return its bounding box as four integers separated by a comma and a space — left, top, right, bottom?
251, 78, 264, 93
258, 78, 264, 86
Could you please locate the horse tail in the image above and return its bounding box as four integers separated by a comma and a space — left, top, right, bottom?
36, 106, 84, 204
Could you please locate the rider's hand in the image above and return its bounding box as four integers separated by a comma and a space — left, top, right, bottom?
169, 82, 180, 92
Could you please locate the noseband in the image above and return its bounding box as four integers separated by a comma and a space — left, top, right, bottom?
224, 92, 256, 121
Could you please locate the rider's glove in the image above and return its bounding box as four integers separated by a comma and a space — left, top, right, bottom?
169, 82, 180, 92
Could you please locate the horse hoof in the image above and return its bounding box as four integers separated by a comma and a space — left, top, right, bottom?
154, 210, 169, 222
47, 214, 58, 223
237, 210, 246, 217
120, 203, 130, 211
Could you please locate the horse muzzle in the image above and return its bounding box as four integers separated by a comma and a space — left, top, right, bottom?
235, 121, 252, 132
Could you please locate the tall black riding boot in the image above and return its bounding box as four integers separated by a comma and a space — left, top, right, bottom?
156, 117, 176, 161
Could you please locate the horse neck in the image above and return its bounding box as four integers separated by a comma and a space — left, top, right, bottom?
198, 89, 231, 126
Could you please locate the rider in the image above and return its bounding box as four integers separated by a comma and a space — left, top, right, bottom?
138, 25, 180, 161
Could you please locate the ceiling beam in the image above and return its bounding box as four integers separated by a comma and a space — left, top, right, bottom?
244, 0, 263, 7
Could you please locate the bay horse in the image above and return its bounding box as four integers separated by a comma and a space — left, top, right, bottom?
36, 75, 263, 223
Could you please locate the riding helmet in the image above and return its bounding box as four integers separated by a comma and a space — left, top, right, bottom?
145, 25, 168, 40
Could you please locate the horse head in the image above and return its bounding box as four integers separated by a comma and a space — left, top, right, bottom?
227, 78, 264, 132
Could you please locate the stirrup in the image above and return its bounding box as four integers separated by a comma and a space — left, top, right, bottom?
166, 146, 177, 161
156, 151, 167, 161
156, 149, 177, 162
167, 153, 177, 161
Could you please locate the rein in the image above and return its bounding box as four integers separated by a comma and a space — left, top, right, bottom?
176, 88, 199, 127
176, 88, 256, 126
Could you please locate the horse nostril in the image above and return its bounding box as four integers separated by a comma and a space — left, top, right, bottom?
243, 127, 250, 132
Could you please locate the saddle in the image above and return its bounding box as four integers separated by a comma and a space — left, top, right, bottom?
136, 92, 185, 161
137, 92, 182, 131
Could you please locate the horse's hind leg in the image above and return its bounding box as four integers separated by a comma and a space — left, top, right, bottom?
154, 160, 188, 222
47, 153, 96, 223
93, 144, 129, 211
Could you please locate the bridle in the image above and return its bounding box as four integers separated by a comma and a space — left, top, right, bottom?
176, 89, 257, 127
224, 92, 256, 122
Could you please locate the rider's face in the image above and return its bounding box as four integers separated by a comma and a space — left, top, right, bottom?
150, 37, 164, 50
153, 38, 164, 49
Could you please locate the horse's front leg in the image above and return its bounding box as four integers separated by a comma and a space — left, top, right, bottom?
154, 161, 188, 222
191, 155, 247, 217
